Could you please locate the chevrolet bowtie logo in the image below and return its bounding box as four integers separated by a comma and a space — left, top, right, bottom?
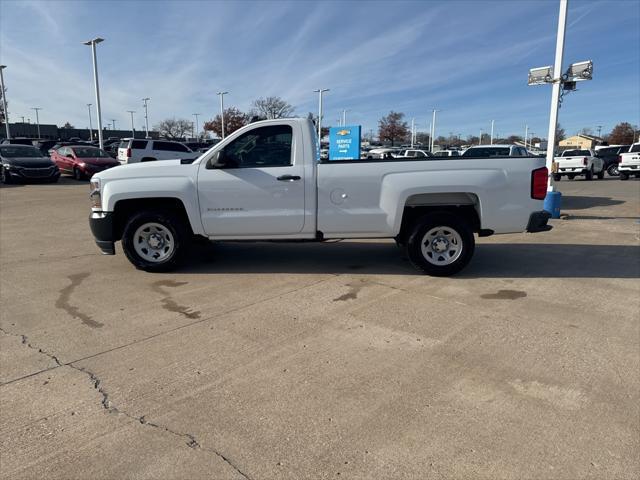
337, 129, 350, 136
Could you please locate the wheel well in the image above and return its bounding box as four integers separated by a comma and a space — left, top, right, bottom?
112, 197, 193, 240
398, 204, 481, 242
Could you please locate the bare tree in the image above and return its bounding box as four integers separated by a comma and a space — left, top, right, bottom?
63, 122, 74, 129
153, 118, 192, 139
203, 107, 250, 138
251, 96, 294, 119
608, 122, 637, 144
555, 124, 566, 142
378, 111, 409, 146
580, 127, 594, 136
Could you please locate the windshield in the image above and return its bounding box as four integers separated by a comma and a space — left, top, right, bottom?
563, 150, 590, 156
630, 144, 640, 153
73, 147, 111, 158
463, 147, 510, 157
0, 146, 43, 158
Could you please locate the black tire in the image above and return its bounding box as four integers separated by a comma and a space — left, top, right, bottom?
405, 212, 475, 276
585, 167, 593, 181
50, 176, 59, 183
568, 174, 575, 180
620, 172, 629, 180
597, 167, 605, 179
121, 210, 190, 272
73, 167, 84, 181
1, 167, 11, 184
552, 173, 561, 182
607, 164, 619, 177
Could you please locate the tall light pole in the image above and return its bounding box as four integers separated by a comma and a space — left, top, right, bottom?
193, 113, 200, 139
87, 104, 93, 141
341, 109, 348, 127
596, 125, 602, 138
0, 65, 10, 139
83, 37, 105, 149
430, 109, 439, 152
545, 0, 568, 188
314, 88, 329, 142
479, 128, 484, 145
410, 118, 415, 148
31, 107, 42, 139
490, 120, 495, 145
111, 119, 116, 131
127, 110, 135, 138
524, 124, 529, 149
217, 91, 228, 139
142, 97, 150, 138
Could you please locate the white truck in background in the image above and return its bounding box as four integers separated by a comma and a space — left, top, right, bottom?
553, 149, 605, 181
89, 118, 552, 276
618, 142, 640, 180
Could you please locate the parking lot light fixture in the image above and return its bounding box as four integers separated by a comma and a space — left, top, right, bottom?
83, 37, 105, 149
430, 109, 440, 152
127, 111, 135, 138
216, 91, 228, 139
142, 98, 150, 138
0, 65, 10, 139
524, 124, 529, 149
490, 120, 495, 145
314, 89, 329, 142
479, 128, 484, 145
87, 104, 93, 141
193, 113, 201, 140
31, 107, 42, 139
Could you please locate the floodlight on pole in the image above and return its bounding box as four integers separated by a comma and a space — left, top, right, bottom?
0, 65, 10, 139
111, 119, 117, 131
314, 88, 329, 142
193, 113, 200, 139
142, 98, 150, 138
31, 107, 42, 139
83, 37, 105, 149
216, 91, 228, 139
127, 110, 135, 138
596, 125, 602, 138
87, 104, 93, 141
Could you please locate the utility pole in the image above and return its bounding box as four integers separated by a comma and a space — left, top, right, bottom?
314, 88, 329, 142
87, 104, 93, 141
127, 110, 135, 138
31, 107, 42, 139
0, 65, 10, 139
83, 37, 105, 149
216, 91, 228, 139
545, 0, 568, 189
490, 120, 495, 145
193, 113, 200, 140
596, 125, 602, 138
142, 98, 150, 138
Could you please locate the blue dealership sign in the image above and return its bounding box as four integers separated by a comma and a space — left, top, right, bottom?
329, 126, 361, 160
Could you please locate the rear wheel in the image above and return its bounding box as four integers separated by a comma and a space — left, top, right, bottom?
405, 212, 475, 276
122, 210, 189, 272
597, 167, 605, 179
585, 167, 593, 181
552, 173, 561, 182
607, 164, 619, 176
73, 167, 84, 181
620, 172, 629, 180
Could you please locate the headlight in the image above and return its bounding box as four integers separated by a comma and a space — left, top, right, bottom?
89, 178, 101, 210
78, 162, 86, 168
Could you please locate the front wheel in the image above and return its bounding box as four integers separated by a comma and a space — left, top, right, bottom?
405, 212, 475, 276
1, 167, 11, 184
122, 211, 190, 272
73, 167, 84, 181
620, 172, 629, 180
607, 164, 619, 176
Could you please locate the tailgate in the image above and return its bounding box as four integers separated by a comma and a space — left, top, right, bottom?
117, 148, 128, 163
620, 153, 640, 167
556, 157, 585, 168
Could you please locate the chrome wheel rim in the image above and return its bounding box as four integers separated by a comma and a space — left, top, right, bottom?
133, 222, 175, 263
421, 226, 463, 266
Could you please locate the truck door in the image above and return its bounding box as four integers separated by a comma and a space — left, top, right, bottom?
197, 123, 305, 236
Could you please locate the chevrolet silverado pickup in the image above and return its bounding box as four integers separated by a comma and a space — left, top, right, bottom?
553, 149, 605, 181
618, 142, 640, 180
88, 118, 551, 276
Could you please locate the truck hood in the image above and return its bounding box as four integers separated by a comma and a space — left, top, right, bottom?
93, 159, 197, 181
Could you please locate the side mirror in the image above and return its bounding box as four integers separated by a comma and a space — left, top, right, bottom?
209, 150, 227, 169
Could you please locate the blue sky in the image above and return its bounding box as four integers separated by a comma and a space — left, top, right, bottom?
1, 0, 638, 140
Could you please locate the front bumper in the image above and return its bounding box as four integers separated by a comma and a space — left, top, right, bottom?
89, 212, 116, 255
6, 166, 60, 181
526, 210, 553, 233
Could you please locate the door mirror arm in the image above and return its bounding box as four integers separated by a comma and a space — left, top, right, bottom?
208, 150, 227, 169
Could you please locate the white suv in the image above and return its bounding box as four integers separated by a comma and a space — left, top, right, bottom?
117, 139, 196, 164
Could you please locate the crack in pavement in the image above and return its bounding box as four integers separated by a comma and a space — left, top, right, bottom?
0, 327, 251, 480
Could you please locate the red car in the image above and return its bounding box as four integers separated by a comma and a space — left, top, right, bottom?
51, 145, 120, 180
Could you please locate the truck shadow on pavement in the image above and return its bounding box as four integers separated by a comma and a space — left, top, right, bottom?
561, 195, 625, 209
179, 241, 640, 279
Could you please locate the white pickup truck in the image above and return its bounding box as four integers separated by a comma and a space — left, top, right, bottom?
618, 142, 640, 180
88, 119, 551, 276
553, 149, 605, 181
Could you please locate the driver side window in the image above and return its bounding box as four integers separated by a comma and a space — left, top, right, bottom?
222, 125, 293, 168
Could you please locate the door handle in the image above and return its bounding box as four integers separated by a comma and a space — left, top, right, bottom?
277, 175, 301, 181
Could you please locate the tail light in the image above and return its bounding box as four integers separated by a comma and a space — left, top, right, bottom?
617, 155, 622, 163
531, 167, 548, 200
583, 157, 588, 166
126, 148, 131, 158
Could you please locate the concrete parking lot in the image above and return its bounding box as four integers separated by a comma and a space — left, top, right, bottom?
1, 176, 639, 479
